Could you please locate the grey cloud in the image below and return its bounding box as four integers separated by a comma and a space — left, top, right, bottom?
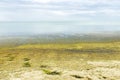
0, 0, 120, 21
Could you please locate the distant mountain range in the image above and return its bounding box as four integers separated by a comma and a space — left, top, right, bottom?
0, 31, 120, 47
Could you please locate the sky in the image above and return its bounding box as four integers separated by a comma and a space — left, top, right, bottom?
0, 0, 120, 34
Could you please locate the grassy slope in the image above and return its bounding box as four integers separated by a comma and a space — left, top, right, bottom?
0, 42, 120, 70
0, 42, 120, 79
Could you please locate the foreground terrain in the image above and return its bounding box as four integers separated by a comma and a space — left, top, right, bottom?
0, 42, 120, 80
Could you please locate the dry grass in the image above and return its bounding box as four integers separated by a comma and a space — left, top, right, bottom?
0, 42, 120, 79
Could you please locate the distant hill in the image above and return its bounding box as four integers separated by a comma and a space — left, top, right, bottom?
0, 31, 120, 47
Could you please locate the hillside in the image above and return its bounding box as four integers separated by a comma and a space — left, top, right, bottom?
0, 41, 120, 80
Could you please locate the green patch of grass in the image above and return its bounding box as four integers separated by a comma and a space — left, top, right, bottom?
42, 69, 61, 75
23, 58, 30, 61
71, 75, 84, 79
40, 64, 49, 68
23, 62, 31, 67
7, 57, 14, 61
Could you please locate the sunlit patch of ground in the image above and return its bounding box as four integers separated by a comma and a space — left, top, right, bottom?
0, 61, 120, 80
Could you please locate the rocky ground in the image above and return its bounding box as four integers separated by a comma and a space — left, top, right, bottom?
1, 60, 120, 80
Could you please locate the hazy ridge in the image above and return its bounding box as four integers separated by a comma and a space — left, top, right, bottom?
0, 32, 120, 47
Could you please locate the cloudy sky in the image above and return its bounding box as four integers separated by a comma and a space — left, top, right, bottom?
0, 0, 120, 34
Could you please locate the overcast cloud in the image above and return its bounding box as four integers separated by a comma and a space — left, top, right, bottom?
0, 0, 119, 22
0, 0, 120, 34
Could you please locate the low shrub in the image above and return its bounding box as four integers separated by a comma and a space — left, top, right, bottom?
42, 69, 61, 75
23, 58, 30, 61
23, 62, 31, 67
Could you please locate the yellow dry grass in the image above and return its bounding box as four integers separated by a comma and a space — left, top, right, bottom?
0, 42, 120, 80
